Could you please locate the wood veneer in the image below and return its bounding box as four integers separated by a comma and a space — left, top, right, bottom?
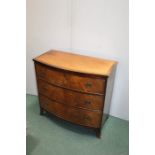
40, 95, 101, 128
35, 62, 105, 94
34, 50, 117, 76
37, 78, 104, 111
33, 50, 117, 138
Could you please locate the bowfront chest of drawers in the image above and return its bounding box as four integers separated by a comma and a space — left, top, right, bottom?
33, 50, 117, 138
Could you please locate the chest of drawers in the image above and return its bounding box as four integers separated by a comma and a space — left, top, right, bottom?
33, 50, 117, 138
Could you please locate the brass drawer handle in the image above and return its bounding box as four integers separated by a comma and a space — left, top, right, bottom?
85, 82, 92, 88
84, 101, 91, 105
84, 116, 91, 121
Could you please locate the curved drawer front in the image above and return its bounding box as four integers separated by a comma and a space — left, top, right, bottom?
35, 63, 105, 94
38, 79, 104, 111
40, 95, 101, 128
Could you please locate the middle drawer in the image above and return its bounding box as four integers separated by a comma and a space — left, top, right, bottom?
37, 79, 104, 111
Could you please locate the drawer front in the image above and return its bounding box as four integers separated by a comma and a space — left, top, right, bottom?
40, 95, 101, 128
38, 79, 104, 111
35, 63, 105, 94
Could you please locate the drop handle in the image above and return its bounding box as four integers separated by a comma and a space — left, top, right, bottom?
84, 116, 91, 121
85, 82, 92, 88
84, 101, 91, 105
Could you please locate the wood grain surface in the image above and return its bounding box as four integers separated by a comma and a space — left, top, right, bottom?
35, 62, 106, 94
40, 95, 101, 128
34, 50, 117, 138
34, 50, 117, 76
38, 78, 104, 111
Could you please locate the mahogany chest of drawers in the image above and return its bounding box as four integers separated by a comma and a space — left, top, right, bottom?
33, 50, 117, 138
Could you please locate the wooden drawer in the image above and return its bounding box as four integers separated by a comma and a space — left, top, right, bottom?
37, 79, 104, 111
40, 95, 101, 128
35, 62, 105, 94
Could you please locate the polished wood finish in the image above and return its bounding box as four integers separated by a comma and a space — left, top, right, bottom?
38, 79, 104, 111
40, 95, 101, 128
35, 62, 106, 94
34, 50, 117, 76
33, 50, 117, 138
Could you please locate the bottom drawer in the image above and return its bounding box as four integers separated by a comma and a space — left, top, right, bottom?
40, 95, 102, 128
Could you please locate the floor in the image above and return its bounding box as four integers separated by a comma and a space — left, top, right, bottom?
26, 94, 129, 155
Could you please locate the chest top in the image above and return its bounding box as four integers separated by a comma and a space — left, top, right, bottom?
33, 50, 117, 76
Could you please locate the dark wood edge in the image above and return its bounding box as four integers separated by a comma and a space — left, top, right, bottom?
99, 76, 108, 129
38, 77, 105, 96
39, 93, 102, 112
33, 60, 109, 79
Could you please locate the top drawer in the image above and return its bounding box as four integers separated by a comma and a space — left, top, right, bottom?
35, 62, 106, 94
